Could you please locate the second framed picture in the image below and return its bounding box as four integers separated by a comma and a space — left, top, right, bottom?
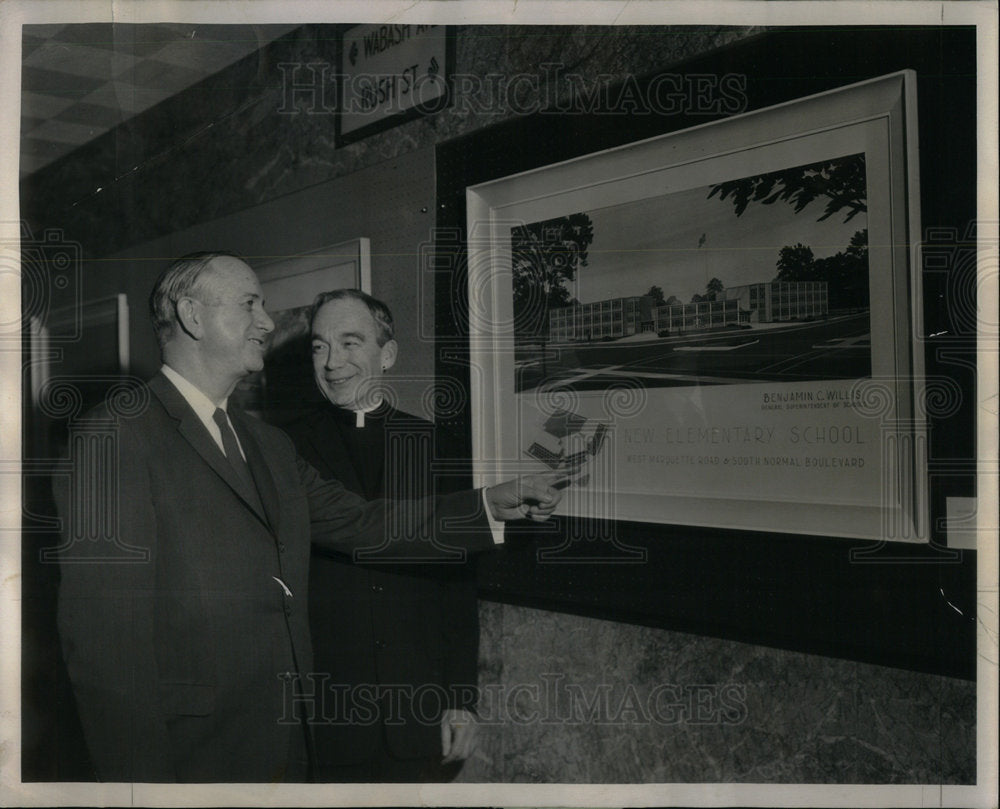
233, 238, 372, 420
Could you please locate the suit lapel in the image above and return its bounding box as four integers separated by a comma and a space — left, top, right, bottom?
149, 373, 271, 529
231, 411, 280, 533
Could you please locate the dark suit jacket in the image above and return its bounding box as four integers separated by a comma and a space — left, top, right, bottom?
283, 404, 479, 769
54, 373, 492, 783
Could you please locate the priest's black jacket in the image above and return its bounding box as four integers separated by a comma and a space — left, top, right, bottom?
282, 402, 480, 773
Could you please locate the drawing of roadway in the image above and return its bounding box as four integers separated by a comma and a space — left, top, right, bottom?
516, 312, 871, 392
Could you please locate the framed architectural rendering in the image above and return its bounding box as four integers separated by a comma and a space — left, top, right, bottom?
466, 71, 927, 541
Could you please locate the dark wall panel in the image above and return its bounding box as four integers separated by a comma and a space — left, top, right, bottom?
435, 26, 978, 679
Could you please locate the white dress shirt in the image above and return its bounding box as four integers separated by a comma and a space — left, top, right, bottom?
160, 364, 245, 459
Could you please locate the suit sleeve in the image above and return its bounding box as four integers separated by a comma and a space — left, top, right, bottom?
55, 416, 175, 782
295, 450, 498, 562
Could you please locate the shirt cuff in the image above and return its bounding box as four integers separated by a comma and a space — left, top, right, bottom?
480, 488, 505, 544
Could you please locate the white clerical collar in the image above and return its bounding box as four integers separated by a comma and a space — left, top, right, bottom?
350, 397, 384, 428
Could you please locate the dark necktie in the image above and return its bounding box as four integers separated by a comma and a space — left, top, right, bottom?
212, 407, 263, 512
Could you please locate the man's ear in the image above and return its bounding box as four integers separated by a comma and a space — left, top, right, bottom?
380, 339, 398, 372
175, 297, 204, 340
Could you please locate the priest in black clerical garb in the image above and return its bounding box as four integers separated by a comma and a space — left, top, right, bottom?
282, 289, 480, 783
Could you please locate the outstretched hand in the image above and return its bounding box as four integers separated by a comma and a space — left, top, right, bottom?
484, 473, 569, 522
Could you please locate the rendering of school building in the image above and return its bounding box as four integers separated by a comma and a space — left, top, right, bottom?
548, 295, 655, 342
722, 281, 829, 324
547, 281, 828, 341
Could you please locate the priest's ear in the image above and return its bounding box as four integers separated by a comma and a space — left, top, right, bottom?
379, 339, 398, 373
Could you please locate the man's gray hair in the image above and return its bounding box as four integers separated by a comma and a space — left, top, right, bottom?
310, 288, 395, 346
148, 251, 242, 346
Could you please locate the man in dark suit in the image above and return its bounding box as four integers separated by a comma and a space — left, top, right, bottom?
283, 290, 479, 782
54, 252, 563, 783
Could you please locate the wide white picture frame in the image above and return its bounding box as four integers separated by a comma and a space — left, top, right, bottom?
467, 71, 927, 541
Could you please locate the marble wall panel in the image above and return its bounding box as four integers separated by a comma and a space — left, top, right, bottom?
456, 602, 975, 783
